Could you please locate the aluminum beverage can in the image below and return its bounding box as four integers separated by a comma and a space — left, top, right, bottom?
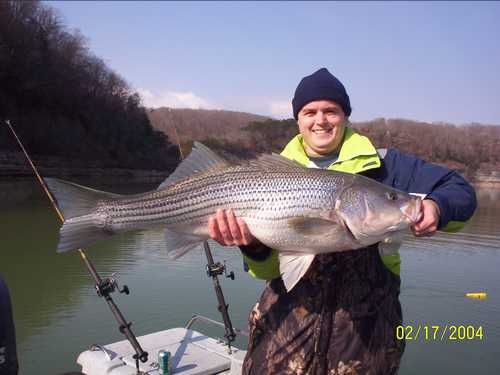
158, 349, 172, 374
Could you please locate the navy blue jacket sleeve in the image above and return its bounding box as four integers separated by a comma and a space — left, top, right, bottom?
377, 149, 477, 229
0, 275, 18, 375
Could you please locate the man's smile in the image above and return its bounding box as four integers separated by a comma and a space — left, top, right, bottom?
311, 128, 333, 134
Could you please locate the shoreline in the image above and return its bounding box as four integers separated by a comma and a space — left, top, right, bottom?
0, 151, 171, 182
1, 151, 499, 188
0, 177, 165, 208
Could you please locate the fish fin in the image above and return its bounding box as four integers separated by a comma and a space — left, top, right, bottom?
279, 252, 315, 292
247, 153, 305, 170
44, 178, 121, 252
158, 142, 231, 190
378, 231, 404, 256
44, 178, 123, 220
164, 228, 203, 259
288, 217, 338, 236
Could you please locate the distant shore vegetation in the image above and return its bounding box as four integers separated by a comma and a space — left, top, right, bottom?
149, 114, 499, 181
0, 0, 178, 170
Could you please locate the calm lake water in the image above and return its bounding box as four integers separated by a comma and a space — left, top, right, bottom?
0, 179, 499, 375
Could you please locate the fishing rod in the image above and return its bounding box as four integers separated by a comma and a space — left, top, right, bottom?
3, 119, 148, 372
172, 124, 237, 353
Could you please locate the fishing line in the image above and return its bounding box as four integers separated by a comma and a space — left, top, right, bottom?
4, 119, 98, 274
3, 119, 149, 370
5, 120, 65, 221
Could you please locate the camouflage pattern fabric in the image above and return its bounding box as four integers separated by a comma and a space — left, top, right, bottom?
242, 246, 405, 375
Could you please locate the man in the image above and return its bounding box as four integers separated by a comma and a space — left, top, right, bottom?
208, 68, 476, 374
0, 274, 18, 375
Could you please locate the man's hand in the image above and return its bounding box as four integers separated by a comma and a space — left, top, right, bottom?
208, 209, 256, 246
411, 199, 441, 237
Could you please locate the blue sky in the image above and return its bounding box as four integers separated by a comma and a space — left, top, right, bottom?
48, 1, 500, 124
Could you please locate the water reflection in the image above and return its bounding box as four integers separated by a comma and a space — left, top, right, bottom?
397, 188, 500, 375
1, 182, 499, 374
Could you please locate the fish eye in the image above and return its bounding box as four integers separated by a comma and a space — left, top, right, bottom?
386, 191, 398, 201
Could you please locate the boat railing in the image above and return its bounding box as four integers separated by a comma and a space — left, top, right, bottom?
185, 314, 249, 337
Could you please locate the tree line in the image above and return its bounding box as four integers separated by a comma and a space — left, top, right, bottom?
193, 118, 500, 180
147, 107, 268, 145
145, 106, 499, 181
0, 0, 178, 170
354, 118, 500, 178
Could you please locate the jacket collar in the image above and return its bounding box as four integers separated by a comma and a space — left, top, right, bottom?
281, 127, 381, 173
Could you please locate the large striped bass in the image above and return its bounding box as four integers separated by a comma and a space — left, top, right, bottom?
45, 142, 422, 291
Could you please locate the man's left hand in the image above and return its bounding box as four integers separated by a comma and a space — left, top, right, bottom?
411, 199, 441, 237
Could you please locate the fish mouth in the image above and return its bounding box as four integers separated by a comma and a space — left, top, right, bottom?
402, 197, 423, 224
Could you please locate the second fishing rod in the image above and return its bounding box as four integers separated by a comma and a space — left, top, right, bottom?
171, 124, 237, 353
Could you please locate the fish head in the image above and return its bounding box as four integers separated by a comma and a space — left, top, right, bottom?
335, 178, 422, 246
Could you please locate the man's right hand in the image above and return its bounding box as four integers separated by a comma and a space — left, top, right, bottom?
208, 209, 256, 246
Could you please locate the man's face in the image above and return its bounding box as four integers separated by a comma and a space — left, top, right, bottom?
297, 100, 347, 157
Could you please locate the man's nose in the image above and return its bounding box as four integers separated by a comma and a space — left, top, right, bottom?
314, 111, 327, 124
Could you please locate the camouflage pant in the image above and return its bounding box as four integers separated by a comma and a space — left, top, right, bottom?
242, 246, 405, 375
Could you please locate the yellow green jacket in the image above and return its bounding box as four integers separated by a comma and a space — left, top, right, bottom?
242, 127, 477, 280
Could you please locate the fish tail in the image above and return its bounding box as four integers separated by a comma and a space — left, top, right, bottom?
44, 178, 121, 252
58, 214, 113, 253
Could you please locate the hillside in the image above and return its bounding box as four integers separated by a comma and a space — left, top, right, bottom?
145, 114, 499, 183
0, 0, 178, 175
147, 107, 269, 143
354, 118, 500, 182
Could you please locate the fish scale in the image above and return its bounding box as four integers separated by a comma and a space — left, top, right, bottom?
87, 168, 339, 230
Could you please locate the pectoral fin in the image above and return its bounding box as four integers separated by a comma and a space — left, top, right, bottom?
288, 217, 338, 236
279, 252, 316, 292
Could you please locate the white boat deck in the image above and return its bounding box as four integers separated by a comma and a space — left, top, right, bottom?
78, 327, 246, 374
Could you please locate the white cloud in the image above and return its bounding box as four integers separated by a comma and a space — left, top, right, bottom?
269, 100, 292, 119
137, 88, 214, 109
137, 89, 293, 119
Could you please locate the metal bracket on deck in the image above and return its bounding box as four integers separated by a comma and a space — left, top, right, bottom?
89, 344, 116, 362
185, 314, 249, 337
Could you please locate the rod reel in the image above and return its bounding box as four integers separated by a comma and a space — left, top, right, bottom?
206, 261, 235, 280
96, 272, 130, 297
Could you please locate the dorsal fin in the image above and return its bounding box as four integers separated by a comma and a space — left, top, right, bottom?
158, 141, 231, 190
246, 153, 305, 170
